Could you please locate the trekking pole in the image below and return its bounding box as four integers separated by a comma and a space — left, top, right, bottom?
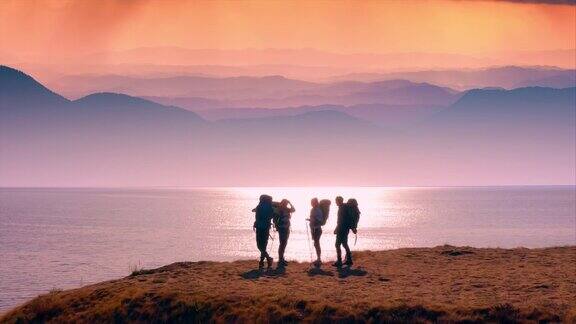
305, 219, 314, 264
354, 232, 358, 246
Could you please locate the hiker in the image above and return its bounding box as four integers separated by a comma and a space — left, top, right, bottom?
333, 196, 360, 267
308, 198, 324, 266
275, 199, 294, 267
252, 194, 274, 269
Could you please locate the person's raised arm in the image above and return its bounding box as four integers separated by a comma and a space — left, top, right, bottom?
284, 201, 295, 213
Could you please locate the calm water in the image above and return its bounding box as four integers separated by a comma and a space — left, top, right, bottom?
0, 186, 574, 311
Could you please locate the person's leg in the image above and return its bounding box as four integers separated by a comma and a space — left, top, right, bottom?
278, 228, 288, 262
336, 234, 342, 262
313, 229, 322, 262
262, 228, 272, 268
258, 229, 270, 255
277, 229, 284, 261
334, 234, 343, 266
342, 231, 352, 265
256, 229, 266, 267
314, 239, 321, 260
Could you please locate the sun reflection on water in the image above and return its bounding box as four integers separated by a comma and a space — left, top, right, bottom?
234, 186, 420, 228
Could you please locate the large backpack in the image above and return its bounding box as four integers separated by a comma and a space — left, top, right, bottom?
318, 199, 331, 226
346, 198, 360, 230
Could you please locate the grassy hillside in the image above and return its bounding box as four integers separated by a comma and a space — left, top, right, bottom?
2, 246, 575, 323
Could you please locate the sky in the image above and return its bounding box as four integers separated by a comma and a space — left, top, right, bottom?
0, 0, 574, 187
0, 0, 574, 60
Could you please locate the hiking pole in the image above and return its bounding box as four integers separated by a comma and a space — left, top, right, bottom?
305, 219, 314, 264
354, 232, 358, 246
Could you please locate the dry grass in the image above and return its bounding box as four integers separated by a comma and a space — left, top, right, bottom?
2, 246, 575, 323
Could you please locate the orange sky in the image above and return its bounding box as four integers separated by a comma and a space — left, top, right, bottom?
0, 0, 574, 59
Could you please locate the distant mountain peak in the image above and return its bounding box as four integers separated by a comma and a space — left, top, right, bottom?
74, 92, 154, 106
446, 86, 576, 117
296, 109, 358, 120
261, 75, 287, 80
70, 91, 206, 123
0, 65, 69, 107
0, 65, 25, 78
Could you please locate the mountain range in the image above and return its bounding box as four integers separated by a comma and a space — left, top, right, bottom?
0, 65, 574, 186
329, 66, 576, 90
194, 104, 445, 129
7, 47, 572, 70
48, 74, 461, 108
41, 66, 574, 113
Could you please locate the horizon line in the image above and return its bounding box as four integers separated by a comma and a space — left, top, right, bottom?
1, 184, 575, 190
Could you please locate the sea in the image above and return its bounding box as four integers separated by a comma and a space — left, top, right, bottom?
0, 186, 574, 312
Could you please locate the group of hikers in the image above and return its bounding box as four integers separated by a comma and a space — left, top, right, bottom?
252, 195, 360, 270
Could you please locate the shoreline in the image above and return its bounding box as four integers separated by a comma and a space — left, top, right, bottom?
2, 245, 575, 322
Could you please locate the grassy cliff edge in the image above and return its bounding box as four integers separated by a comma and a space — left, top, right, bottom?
2, 246, 575, 323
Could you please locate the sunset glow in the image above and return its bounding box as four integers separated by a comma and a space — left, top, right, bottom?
1, 0, 574, 64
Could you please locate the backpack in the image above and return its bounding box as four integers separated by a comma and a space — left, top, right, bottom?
346, 198, 360, 229
318, 199, 331, 226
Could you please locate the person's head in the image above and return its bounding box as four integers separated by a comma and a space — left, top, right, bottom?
335, 196, 344, 206
280, 199, 289, 208
259, 194, 272, 204
311, 198, 319, 207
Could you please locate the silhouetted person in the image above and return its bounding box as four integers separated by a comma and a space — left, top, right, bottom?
275, 199, 294, 267
309, 198, 324, 266
333, 196, 360, 267
333, 196, 352, 267
252, 194, 274, 269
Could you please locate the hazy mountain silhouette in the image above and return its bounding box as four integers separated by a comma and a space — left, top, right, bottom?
64, 47, 574, 71
198, 86, 575, 131
74, 92, 203, 121
9, 48, 575, 89
51, 74, 317, 99
76, 47, 497, 70
439, 86, 575, 121
0, 66, 206, 141
70, 92, 206, 138
415, 86, 576, 148
142, 96, 224, 110
331, 66, 576, 90
24, 62, 351, 89
307, 80, 459, 106
514, 73, 576, 88
0, 65, 69, 109
1, 65, 574, 187
139, 79, 459, 109
215, 110, 379, 137
196, 104, 444, 129
44, 65, 575, 102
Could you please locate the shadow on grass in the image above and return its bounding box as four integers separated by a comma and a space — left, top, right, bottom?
440, 247, 475, 257
337, 266, 368, 278
307, 267, 334, 277
241, 266, 286, 280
